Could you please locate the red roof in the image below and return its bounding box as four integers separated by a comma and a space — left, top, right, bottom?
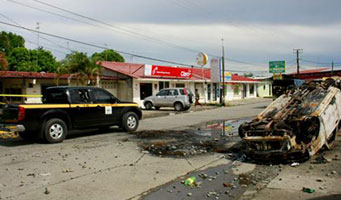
100, 61, 257, 82
0, 71, 120, 80
231, 74, 258, 82
288, 68, 330, 75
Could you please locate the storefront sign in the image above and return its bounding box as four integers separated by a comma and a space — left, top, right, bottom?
210, 58, 221, 83
223, 71, 232, 81
144, 65, 192, 78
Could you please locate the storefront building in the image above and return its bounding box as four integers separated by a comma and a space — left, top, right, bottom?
100, 62, 259, 107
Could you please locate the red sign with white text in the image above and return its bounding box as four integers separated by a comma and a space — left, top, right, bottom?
144, 65, 192, 78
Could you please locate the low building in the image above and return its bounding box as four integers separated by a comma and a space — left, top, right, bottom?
100, 62, 259, 107
0, 71, 120, 103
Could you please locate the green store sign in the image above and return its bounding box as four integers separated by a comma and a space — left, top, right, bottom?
269, 61, 285, 73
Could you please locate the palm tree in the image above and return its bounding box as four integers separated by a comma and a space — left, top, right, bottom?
56, 52, 102, 86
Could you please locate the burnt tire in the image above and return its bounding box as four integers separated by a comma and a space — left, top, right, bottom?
145, 102, 153, 110
42, 118, 67, 143
174, 102, 183, 111
121, 112, 139, 132
154, 106, 160, 110
183, 106, 190, 111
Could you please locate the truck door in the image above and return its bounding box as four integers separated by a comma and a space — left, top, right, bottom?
91, 88, 119, 125
69, 88, 102, 128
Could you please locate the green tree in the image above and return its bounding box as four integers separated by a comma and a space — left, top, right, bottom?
243, 72, 254, 77
8, 47, 39, 71
91, 49, 124, 62
57, 52, 101, 85
0, 31, 25, 56
30, 48, 59, 72
8, 47, 59, 72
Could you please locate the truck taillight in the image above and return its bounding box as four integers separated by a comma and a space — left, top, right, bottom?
18, 106, 25, 121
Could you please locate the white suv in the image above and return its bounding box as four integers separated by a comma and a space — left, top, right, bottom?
143, 88, 193, 111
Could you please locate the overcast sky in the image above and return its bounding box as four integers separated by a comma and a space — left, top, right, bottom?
1, 0, 341, 76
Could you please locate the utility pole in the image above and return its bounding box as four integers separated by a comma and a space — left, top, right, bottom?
332, 61, 334, 75
36, 22, 40, 69
293, 48, 303, 79
221, 38, 225, 106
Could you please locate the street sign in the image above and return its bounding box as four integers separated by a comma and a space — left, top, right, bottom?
269, 61, 285, 73
273, 73, 283, 80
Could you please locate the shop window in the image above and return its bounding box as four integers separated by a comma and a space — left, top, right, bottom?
175, 83, 185, 88
159, 82, 164, 90
233, 85, 240, 96
159, 81, 170, 90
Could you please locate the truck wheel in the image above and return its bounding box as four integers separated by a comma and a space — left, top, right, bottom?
43, 118, 67, 143
145, 102, 153, 110
174, 102, 183, 111
122, 112, 139, 132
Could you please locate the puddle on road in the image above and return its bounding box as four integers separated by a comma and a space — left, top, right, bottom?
136, 118, 252, 157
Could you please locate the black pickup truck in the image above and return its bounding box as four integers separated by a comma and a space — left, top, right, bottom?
0, 86, 142, 143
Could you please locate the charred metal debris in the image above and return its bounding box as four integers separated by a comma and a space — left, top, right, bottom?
239, 78, 341, 160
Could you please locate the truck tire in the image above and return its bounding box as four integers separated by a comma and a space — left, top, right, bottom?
42, 118, 68, 143
121, 112, 139, 132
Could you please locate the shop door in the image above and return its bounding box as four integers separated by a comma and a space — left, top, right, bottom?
243, 84, 247, 98
140, 83, 153, 100
207, 84, 211, 101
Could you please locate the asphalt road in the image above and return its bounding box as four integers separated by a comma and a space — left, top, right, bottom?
1, 98, 339, 200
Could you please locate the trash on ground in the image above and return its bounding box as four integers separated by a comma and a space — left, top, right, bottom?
302, 187, 315, 193
184, 176, 196, 187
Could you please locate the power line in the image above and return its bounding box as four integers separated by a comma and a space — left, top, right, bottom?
0, 12, 72, 53
0, 21, 201, 67
31, 0, 203, 54
301, 58, 341, 65
29, 0, 267, 68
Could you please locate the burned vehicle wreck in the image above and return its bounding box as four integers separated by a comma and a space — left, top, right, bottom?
239, 79, 341, 160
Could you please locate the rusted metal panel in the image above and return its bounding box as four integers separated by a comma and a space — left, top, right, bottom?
239, 78, 341, 160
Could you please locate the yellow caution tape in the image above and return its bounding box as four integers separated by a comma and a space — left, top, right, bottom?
0, 94, 42, 97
